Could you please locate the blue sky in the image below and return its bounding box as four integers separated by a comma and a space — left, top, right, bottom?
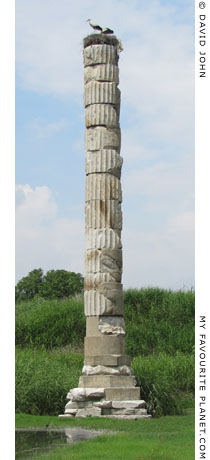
15, 0, 194, 289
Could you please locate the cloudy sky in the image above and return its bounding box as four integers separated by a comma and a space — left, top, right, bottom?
15, 0, 194, 290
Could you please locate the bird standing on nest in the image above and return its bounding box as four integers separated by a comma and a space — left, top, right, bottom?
87, 19, 102, 32
102, 27, 114, 35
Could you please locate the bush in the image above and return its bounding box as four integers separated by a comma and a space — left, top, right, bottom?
132, 352, 194, 417
15, 295, 85, 349
15, 348, 84, 415
124, 288, 195, 356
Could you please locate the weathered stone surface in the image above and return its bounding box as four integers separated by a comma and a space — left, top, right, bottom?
58, 414, 74, 418
86, 316, 124, 336
85, 335, 125, 356
105, 408, 148, 416
85, 273, 122, 291
65, 408, 77, 415
85, 388, 105, 399
104, 387, 140, 401
84, 354, 131, 367
85, 200, 122, 230
85, 127, 121, 152
85, 229, 122, 251
84, 287, 123, 316
84, 81, 120, 107
69, 388, 86, 402
85, 150, 123, 178
83, 45, 118, 67
98, 316, 125, 335
85, 173, 122, 202
75, 407, 101, 418
93, 399, 112, 408
85, 104, 118, 128
79, 374, 135, 388
82, 365, 131, 376
84, 64, 119, 85
85, 249, 122, 273
111, 400, 146, 409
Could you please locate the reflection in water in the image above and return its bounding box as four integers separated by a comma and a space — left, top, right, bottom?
16, 428, 103, 460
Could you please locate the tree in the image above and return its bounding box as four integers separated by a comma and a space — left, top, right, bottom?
15, 268, 84, 302
40, 270, 83, 299
15, 268, 43, 302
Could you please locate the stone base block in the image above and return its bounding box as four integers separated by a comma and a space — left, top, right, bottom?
84, 354, 131, 367
85, 335, 125, 356
60, 392, 151, 419
105, 387, 140, 401
78, 375, 135, 388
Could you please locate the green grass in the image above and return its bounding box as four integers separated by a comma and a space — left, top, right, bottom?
16, 413, 195, 460
15, 295, 85, 349
15, 348, 84, 415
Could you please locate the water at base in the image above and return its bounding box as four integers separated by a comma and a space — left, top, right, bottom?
16, 427, 103, 459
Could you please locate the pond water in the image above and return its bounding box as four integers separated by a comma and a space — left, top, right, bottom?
16, 427, 103, 459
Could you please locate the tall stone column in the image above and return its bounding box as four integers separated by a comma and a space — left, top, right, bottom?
60, 34, 150, 419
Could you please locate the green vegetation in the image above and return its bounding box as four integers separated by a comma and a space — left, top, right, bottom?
15, 288, 195, 418
124, 288, 195, 356
15, 268, 84, 302
15, 348, 83, 415
16, 413, 195, 460
15, 295, 85, 348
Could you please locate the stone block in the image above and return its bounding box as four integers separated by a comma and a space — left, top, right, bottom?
85, 173, 122, 202
82, 365, 131, 376
85, 249, 122, 273
84, 354, 131, 367
104, 387, 140, 401
85, 200, 122, 230
93, 400, 112, 408
85, 229, 122, 251
85, 388, 105, 399
69, 388, 86, 402
84, 335, 125, 356
111, 400, 146, 409
79, 374, 135, 388
83, 45, 118, 67
84, 289, 123, 316
85, 150, 123, 179
85, 104, 118, 128
84, 64, 119, 85
84, 81, 120, 106
86, 315, 124, 336
84, 284, 123, 316
98, 315, 125, 335
75, 407, 101, 417
85, 127, 121, 152
85, 273, 122, 291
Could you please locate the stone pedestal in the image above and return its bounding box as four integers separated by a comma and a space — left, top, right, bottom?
59, 34, 151, 419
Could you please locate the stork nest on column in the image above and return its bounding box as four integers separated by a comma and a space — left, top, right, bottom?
83, 33, 120, 49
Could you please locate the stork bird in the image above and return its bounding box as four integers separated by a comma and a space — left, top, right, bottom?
102, 27, 114, 34
87, 19, 102, 32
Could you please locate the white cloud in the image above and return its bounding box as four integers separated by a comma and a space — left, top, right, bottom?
123, 209, 194, 290
15, 185, 84, 282
29, 118, 68, 139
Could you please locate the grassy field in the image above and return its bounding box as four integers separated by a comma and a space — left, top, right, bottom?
16, 412, 195, 460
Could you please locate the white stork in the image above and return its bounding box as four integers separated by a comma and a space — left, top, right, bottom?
102, 27, 114, 35
87, 19, 102, 32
